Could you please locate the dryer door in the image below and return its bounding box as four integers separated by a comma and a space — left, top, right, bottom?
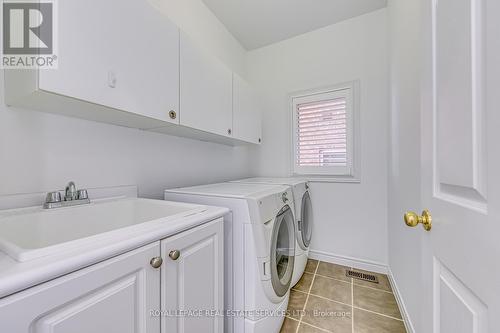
299, 191, 313, 249
270, 205, 295, 297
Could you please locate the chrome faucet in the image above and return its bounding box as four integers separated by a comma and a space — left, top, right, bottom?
65, 181, 78, 201
44, 181, 90, 209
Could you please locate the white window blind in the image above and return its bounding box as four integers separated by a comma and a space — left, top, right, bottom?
296, 97, 347, 167
292, 87, 354, 176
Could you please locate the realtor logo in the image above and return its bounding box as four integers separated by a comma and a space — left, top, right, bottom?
1, 0, 57, 68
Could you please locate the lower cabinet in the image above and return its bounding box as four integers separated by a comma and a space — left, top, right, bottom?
161, 218, 224, 333
0, 242, 161, 333
0, 218, 223, 333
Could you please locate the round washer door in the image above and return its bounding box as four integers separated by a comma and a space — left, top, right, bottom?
270, 205, 295, 297
299, 191, 313, 249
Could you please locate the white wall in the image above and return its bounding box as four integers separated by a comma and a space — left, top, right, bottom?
387, 0, 423, 331
0, 0, 253, 200
246, 9, 389, 265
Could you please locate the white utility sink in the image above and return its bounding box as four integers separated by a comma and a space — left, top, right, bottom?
0, 198, 207, 262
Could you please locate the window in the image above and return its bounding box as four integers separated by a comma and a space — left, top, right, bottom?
291, 85, 356, 176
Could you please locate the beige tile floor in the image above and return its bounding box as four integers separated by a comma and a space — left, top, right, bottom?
281, 260, 407, 333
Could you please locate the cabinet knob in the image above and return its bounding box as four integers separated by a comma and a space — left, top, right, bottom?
169, 250, 180, 260
227, 129, 232, 135
169, 110, 177, 120
150, 256, 163, 268
258, 138, 262, 143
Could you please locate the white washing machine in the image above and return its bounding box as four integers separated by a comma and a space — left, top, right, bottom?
231, 178, 313, 287
164, 182, 296, 333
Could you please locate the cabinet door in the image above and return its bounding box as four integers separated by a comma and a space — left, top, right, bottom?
0, 243, 161, 333
39, 0, 179, 124
161, 219, 224, 333
180, 33, 233, 137
232, 74, 262, 144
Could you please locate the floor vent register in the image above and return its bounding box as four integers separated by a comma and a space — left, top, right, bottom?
346, 270, 379, 284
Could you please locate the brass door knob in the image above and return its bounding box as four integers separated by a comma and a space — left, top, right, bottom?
150, 257, 163, 268
404, 210, 432, 231
169, 250, 180, 260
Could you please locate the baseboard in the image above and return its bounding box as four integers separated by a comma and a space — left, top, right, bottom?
308, 249, 388, 274
387, 268, 416, 333
308, 249, 415, 333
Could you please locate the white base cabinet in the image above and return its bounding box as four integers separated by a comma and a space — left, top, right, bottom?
161, 218, 224, 333
0, 219, 223, 333
0, 242, 161, 333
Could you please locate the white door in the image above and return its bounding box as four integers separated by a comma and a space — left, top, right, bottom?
160, 219, 224, 333
39, 0, 180, 124
417, 0, 500, 332
180, 32, 233, 137
232, 73, 262, 144
0, 242, 161, 333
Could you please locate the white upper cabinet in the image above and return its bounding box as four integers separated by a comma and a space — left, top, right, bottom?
4, 1, 262, 145
232, 74, 262, 144
40, 0, 180, 124
180, 32, 233, 138
5, 0, 180, 127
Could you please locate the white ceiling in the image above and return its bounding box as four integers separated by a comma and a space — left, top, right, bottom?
202, 0, 388, 50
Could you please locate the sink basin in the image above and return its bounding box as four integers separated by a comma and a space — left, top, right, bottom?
0, 198, 207, 262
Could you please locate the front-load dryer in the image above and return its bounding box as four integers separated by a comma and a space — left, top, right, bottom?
164, 182, 296, 333
230, 178, 313, 287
